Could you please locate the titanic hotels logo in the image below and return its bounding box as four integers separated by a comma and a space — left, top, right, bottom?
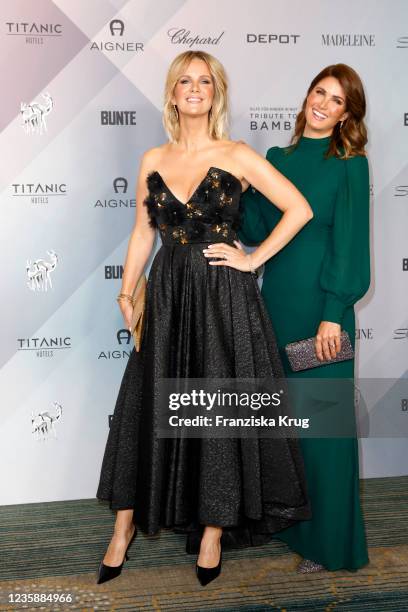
32, 402, 63, 440
20, 92, 54, 135
5, 21, 63, 45
26, 250, 58, 291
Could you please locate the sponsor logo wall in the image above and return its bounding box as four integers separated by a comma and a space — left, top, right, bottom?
1, 0, 407, 504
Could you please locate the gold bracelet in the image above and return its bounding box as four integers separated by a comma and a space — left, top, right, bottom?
116, 292, 134, 304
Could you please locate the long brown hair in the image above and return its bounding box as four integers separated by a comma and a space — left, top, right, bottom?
291, 64, 367, 158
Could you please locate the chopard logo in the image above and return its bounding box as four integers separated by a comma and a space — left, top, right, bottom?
167, 28, 225, 47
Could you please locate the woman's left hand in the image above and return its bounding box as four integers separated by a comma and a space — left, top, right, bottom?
203, 240, 253, 272
315, 321, 342, 361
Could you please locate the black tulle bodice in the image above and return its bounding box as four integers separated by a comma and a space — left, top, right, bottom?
144, 166, 243, 245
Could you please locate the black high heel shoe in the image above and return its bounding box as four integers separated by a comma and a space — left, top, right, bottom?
96, 525, 137, 584
196, 546, 222, 586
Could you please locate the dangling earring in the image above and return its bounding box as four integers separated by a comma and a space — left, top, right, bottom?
173, 105, 179, 121
340, 119, 345, 130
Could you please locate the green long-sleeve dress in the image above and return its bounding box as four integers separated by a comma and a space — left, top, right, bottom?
239, 134, 370, 571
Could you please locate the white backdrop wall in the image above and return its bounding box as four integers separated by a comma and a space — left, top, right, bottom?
1, 0, 407, 505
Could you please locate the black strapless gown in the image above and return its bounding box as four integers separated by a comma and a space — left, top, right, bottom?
96, 166, 311, 550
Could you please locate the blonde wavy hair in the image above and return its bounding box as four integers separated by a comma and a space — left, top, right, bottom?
162, 51, 229, 143
291, 63, 368, 159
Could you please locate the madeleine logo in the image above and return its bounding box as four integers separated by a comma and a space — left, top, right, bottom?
321, 34, 375, 46
21, 92, 53, 135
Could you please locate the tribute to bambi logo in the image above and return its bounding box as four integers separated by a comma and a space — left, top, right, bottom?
31, 402, 63, 441
20, 92, 53, 135
249, 105, 298, 132
26, 250, 58, 291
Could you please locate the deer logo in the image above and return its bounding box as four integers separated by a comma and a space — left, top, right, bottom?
21, 92, 54, 135
31, 402, 63, 440
26, 250, 58, 291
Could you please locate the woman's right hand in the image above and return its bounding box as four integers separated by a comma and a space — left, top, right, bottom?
118, 300, 134, 332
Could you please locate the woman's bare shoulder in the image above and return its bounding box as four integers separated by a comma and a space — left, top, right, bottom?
140, 144, 170, 171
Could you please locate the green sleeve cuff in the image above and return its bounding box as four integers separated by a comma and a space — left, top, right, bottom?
321, 294, 347, 325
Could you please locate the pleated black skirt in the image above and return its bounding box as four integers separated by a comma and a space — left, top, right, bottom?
96, 242, 311, 547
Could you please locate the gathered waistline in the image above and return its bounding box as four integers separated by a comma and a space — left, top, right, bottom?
161, 240, 236, 247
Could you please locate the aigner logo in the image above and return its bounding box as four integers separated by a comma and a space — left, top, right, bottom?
94, 177, 135, 208
113, 177, 128, 193
21, 92, 54, 135
26, 250, 58, 291
90, 19, 144, 52
110, 19, 124, 36
97, 330, 133, 360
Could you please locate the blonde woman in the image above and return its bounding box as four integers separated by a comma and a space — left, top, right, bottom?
96, 50, 313, 586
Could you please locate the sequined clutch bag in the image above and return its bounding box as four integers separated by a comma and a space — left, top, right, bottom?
131, 274, 147, 352
284, 330, 354, 372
